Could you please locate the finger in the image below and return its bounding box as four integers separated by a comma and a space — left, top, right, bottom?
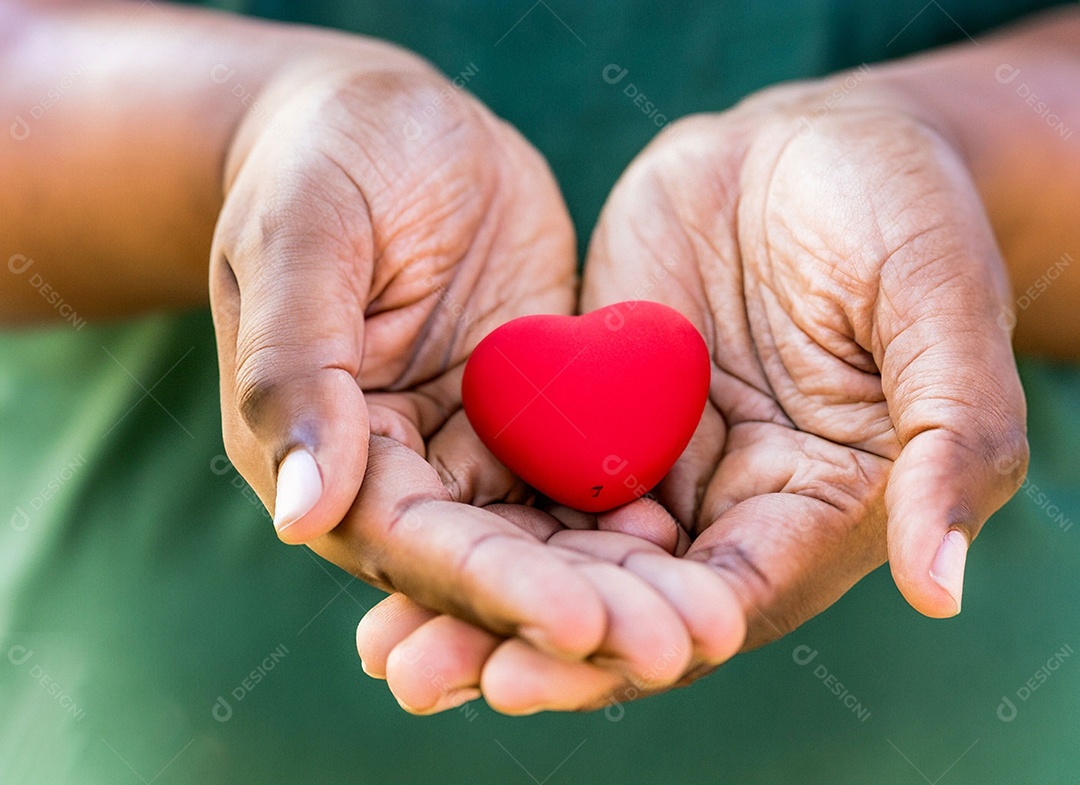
576, 561, 692, 687
653, 405, 727, 531
551, 529, 744, 665
385, 615, 500, 715
689, 426, 890, 649
596, 497, 686, 554
482, 638, 624, 715
872, 198, 1028, 618
209, 184, 373, 546
365, 398, 429, 456
425, 408, 528, 506
688, 495, 886, 650
312, 435, 607, 661
356, 593, 437, 679
528, 536, 692, 687
544, 504, 599, 531
364, 361, 467, 454
483, 503, 564, 542
620, 552, 745, 665
747, 121, 1030, 619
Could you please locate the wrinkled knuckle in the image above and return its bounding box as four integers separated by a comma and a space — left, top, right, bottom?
431, 457, 467, 504
233, 346, 286, 436
385, 492, 438, 539
694, 543, 772, 606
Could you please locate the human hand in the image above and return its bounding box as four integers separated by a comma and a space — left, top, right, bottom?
208, 49, 582, 636
209, 46, 744, 681
348, 446, 746, 713
356, 74, 1029, 713
583, 78, 1030, 638
210, 47, 575, 541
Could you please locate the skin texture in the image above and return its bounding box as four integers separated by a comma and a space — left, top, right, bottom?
3, 2, 1079, 716
355, 89, 1029, 713
357, 16, 1080, 713
1, 1, 747, 689
211, 60, 749, 682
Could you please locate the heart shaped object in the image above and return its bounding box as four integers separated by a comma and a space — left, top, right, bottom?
462, 301, 710, 512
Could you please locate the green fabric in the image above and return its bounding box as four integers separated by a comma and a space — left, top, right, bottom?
2, 2, 1077, 783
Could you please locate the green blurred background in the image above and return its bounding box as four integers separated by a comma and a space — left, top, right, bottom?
2, 1, 1078, 782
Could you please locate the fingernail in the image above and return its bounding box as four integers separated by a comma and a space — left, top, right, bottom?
929, 530, 968, 615
273, 449, 322, 534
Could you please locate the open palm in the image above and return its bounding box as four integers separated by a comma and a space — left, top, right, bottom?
357, 79, 1029, 713
586, 82, 1028, 643
210, 58, 744, 704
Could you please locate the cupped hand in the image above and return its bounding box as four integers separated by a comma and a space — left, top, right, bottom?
210, 49, 572, 543
350, 468, 745, 714
208, 48, 743, 680
351, 490, 745, 715
209, 49, 585, 645
357, 74, 1029, 714
581, 81, 1028, 636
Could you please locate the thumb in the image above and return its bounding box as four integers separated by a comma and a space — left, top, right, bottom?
210, 209, 372, 545
877, 233, 1028, 618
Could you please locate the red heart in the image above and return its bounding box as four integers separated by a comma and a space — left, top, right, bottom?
462, 301, 710, 512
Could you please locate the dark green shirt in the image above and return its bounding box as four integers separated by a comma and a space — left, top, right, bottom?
2, 2, 1078, 782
